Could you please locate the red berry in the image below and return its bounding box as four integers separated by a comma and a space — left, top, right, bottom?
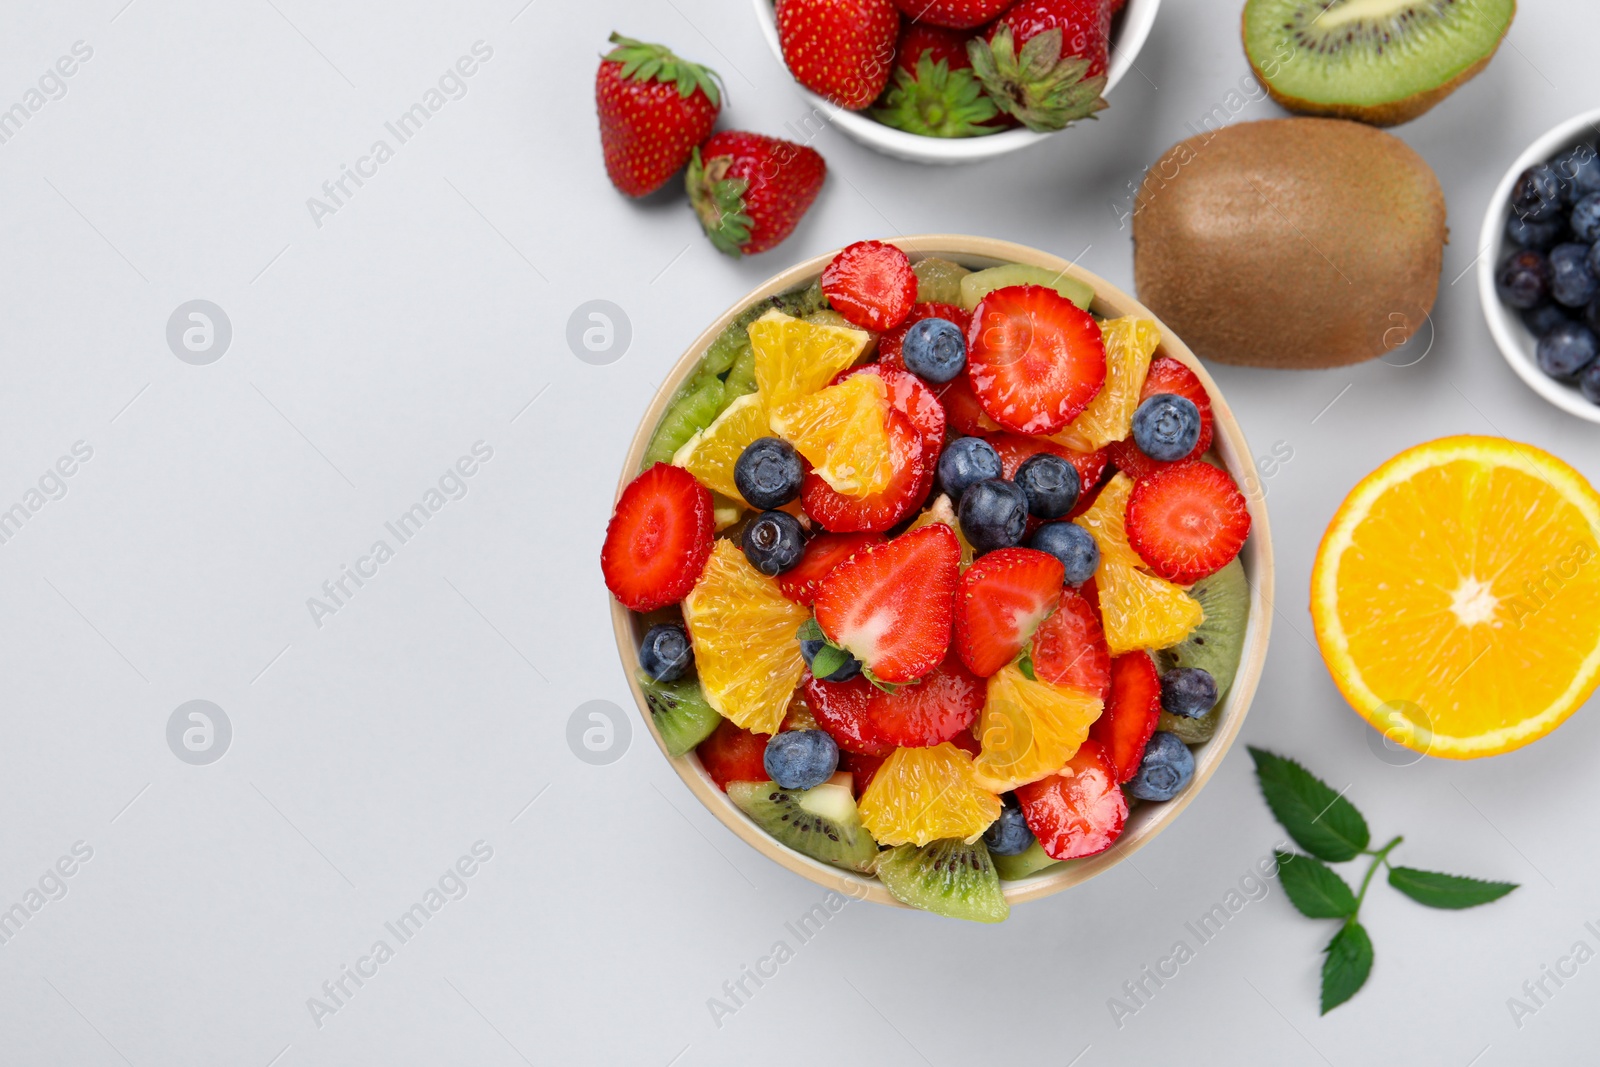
775, 0, 899, 110
600, 463, 713, 612
890, 0, 1012, 29
596, 34, 722, 198
696, 718, 770, 790
878, 303, 970, 372
838, 750, 887, 797
864, 653, 985, 747
969, 0, 1109, 131
892, 23, 973, 71
838, 365, 946, 459
1015, 740, 1127, 860
822, 240, 919, 332
992, 0, 1111, 79
1088, 651, 1162, 783
801, 407, 929, 532
688, 131, 826, 257
939, 372, 1003, 436
804, 673, 892, 756
1124, 460, 1251, 584
779, 532, 882, 606
954, 547, 1065, 677
966, 285, 1106, 435
1030, 586, 1111, 699
814, 524, 960, 684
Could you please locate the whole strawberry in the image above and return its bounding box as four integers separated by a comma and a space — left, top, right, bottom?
874, 23, 999, 138
596, 33, 722, 197
968, 0, 1110, 132
890, 0, 1011, 30
775, 0, 899, 110
687, 131, 826, 256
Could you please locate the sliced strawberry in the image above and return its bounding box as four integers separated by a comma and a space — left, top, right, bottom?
696, 718, 770, 790
1016, 740, 1127, 860
601, 463, 714, 612
803, 672, 891, 756
966, 285, 1106, 435
813, 523, 959, 684
1125, 460, 1251, 584
940, 371, 1003, 436
1106, 356, 1217, 480
838, 750, 886, 797
778, 532, 882, 606
1079, 574, 1100, 614
864, 652, 984, 747
839, 365, 946, 458
1089, 651, 1162, 783
954, 547, 1066, 677
1030, 587, 1111, 700
821, 240, 918, 332
949, 730, 982, 758
878, 302, 970, 372
985, 432, 1108, 491
801, 407, 928, 533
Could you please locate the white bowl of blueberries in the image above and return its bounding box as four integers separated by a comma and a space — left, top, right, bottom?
1481, 108, 1600, 423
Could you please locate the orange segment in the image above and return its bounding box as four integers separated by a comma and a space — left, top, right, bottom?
1073, 472, 1144, 567
858, 743, 1001, 847
1051, 317, 1160, 452
673, 393, 769, 504
749, 310, 871, 409
682, 540, 811, 735
770, 374, 894, 496
1075, 473, 1202, 653
972, 662, 1104, 793
1312, 436, 1600, 759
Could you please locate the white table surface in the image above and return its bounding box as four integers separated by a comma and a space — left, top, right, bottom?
0, 1, 1595, 1064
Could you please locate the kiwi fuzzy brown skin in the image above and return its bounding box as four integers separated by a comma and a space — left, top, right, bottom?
1131, 118, 1447, 370
1243, 4, 1511, 128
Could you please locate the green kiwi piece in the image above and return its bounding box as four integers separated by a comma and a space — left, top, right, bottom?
642, 375, 726, 468
874, 838, 1009, 923
722, 345, 758, 399
992, 840, 1062, 881
1153, 556, 1249, 745
639, 674, 722, 756
772, 279, 828, 319
913, 257, 971, 304
959, 264, 1094, 313
727, 779, 880, 873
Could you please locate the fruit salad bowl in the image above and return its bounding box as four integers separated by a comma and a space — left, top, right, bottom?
608, 235, 1273, 917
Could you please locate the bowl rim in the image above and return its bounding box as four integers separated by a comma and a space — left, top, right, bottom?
749, 0, 1163, 164
1477, 106, 1600, 425
611, 234, 1275, 911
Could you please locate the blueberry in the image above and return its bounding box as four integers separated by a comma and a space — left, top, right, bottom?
1160, 667, 1218, 718
982, 795, 1035, 856
1128, 732, 1194, 802
958, 478, 1029, 554
937, 436, 1002, 502
1571, 195, 1600, 243
1522, 303, 1571, 338
1580, 361, 1600, 405
1506, 213, 1565, 251
1586, 298, 1600, 336
1588, 242, 1600, 282
1511, 164, 1563, 223
1554, 143, 1600, 202
1132, 394, 1201, 462
741, 510, 805, 576
1548, 243, 1598, 308
1029, 522, 1099, 584
1014, 453, 1080, 519
1495, 250, 1550, 310
763, 729, 838, 790
639, 623, 694, 683
799, 638, 862, 682
900, 317, 967, 384
734, 437, 804, 510
1536, 321, 1599, 379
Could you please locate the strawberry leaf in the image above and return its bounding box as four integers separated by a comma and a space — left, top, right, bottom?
1249, 747, 1369, 862
795, 617, 825, 643
809, 644, 851, 681
1387, 868, 1518, 910
1320, 921, 1373, 1014
1275, 850, 1357, 919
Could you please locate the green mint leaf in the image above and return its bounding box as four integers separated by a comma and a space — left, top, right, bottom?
1248, 747, 1370, 862
1320, 920, 1373, 1014
1387, 867, 1518, 910
795, 618, 824, 643
809, 645, 850, 681
1275, 850, 1358, 919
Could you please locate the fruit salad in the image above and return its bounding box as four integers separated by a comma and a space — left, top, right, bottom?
603, 240, 1254, 923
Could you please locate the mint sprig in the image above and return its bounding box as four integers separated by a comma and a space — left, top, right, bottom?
1249, 747, 1518, 1014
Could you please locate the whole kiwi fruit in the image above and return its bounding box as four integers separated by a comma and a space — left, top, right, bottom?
1132, 118, 1446, 370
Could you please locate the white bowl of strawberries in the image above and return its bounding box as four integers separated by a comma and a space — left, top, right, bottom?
602, 235, 1273, 921
752, 0, 1161, 164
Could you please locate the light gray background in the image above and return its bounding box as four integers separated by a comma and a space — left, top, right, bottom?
0, 0, 1595, 1064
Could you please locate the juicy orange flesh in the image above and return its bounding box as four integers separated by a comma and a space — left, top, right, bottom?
770, 374, 894, 496
749, 310, 870, 409
972, 663, 1104, 793
673, 393, 769, 504
1331, 457, 1600, 740
1052, 316, 1160, 452
857, 742, 1002, 847
1076, 474, 1203, 652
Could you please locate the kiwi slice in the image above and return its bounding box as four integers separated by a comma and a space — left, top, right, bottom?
913, 257, 971, 304
640, 675, 722, 756
642, 375, 726, 467
1155, 557, 1249, 744
959, 264, 1094, 313
1243, 0, 1515, 128
874, 838, 1008, 923
992, 840, 1062, 881
727, 778, 879, 873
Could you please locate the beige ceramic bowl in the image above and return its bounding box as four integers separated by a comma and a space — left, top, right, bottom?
611, 235, 1274, 911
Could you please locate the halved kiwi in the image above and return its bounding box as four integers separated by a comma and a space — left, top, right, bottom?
641, 674, 723, 756
727, 777, 880, 873
992, 839, 1062, 881
958, 264, 1094, 313
1243, 0, 1516, 127
1156, 557, 1249, 745
874, 838, 1009, 923
912, 257, 971, 305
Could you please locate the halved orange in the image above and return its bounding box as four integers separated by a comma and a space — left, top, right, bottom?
857, 742, 1001, 847
769, 374, 894, 496
971, 662, 1104, 793
1312, 436, 1600, 759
